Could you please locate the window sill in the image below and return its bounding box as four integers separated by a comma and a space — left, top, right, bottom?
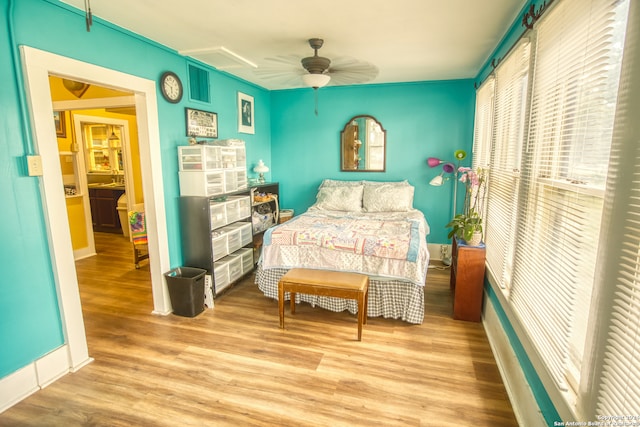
538, 178, 605, 198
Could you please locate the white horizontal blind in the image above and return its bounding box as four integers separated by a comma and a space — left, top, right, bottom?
591, 0, 639, 416
483, 41, 531, 290
471, 77, 494, 171
509, 0, 627, 392
471, 77, 495, 226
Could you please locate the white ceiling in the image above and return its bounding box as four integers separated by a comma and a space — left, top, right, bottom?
60, 0, 527, 90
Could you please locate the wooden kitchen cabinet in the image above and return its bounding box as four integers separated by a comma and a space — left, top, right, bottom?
450, 237, 486, 322
89, 188, 125, 232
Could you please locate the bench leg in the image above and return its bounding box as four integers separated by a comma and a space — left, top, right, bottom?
290, 292, 296, 314
357, 290, 366, 341
363, 288, 368, 325
278, 282, 285, 329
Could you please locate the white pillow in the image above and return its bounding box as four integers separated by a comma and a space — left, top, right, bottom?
319, 179, 363, 188
363, 180, 410, 187
362, 183, 414, 212
314, 185, 364, 211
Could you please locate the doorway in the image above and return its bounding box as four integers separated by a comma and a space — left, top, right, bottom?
21, 46, 173, 372
70, 114, 136, 259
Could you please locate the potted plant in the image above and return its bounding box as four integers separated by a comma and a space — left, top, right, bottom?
446, 167, 486, 246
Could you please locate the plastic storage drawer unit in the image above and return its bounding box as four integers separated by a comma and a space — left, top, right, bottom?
178, 145, 222, 171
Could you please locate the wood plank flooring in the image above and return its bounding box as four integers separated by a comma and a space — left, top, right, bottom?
1, 232, 517, 426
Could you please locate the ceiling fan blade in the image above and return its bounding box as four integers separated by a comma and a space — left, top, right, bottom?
327, 56, 379, 85
253, 54, 307, 86
253, 42, 379, 89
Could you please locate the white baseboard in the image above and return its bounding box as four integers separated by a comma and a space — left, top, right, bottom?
483, 297, 547, 427
35, 346, 72, 388
0, 344, 92, 414
74, 247, 96, 261
0, 364, 39, 414
428, 243, 451, 261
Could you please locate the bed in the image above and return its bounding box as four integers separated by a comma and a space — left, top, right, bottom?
255, 179, 430, 324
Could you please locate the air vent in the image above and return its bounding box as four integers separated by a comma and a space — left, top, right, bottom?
188, 64, 210, 103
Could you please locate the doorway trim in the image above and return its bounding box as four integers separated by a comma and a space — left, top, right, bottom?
70, 115, 133, 259
20, 46, 173, 372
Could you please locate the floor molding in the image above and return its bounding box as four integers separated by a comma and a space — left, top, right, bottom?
0, 345, 91, 413
483, 296, 546, 427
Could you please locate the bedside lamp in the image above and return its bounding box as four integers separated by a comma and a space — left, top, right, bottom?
254, 160, 269, 184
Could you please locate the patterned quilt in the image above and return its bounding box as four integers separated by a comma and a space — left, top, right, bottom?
262, 209, 430, 285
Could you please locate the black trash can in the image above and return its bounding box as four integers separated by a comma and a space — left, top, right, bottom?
164, 267, 207, 317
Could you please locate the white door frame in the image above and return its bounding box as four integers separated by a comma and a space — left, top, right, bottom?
20, 46, 172, 372
71, 115, 133, 258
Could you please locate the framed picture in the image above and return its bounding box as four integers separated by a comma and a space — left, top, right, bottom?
237, 92, 255, 134
54, 110, 66, 138
185, 108, 218, 138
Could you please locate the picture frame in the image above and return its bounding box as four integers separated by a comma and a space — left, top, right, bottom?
54, 110, 66, 138
185, 107, 218, 138
237, 92, 255, 134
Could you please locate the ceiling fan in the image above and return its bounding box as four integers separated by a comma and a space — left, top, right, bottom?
255, 38, 379, 114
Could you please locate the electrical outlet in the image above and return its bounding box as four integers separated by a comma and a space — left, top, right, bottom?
27, 155, 43, 176
441, 245, 452, 266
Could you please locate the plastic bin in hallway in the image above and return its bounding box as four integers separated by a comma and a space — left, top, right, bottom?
164, 267, 207, 317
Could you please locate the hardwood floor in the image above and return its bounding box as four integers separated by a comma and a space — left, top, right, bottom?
1, 232, 517, 426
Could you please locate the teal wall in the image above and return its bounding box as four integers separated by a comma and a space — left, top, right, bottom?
270, 81, 476, 243
1, 6, 549, 424
0, 0, 271, 378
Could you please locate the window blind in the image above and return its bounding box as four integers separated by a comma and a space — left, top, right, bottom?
587, 0, 639, 416
471, 77, 495, 171
509, 0, 627, 393
471, 77, 495, 227
482, 40, 530, 291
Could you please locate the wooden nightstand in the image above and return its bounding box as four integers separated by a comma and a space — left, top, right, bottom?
450, 237, 486, 322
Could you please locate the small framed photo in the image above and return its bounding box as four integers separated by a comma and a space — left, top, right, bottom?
237, 92, 255, 134
185, 108, 218, 138
54, 111, 66, 138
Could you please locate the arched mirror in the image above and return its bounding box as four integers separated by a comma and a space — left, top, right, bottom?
340, 115, 386, 172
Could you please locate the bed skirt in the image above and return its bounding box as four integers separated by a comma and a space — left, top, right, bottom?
255, 265, 424, 324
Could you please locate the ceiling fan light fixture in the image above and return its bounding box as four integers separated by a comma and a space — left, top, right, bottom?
303, 73, 331, 89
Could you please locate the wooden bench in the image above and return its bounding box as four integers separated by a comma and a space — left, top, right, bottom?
278, 268, 369, 341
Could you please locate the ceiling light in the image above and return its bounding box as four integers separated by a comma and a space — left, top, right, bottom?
302, 74, 331, 89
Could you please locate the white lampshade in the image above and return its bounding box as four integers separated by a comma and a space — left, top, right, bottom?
254, 160, 269, 183
253, 160, 269, 173
429, 174, 444, 186
302, 73, 331, 88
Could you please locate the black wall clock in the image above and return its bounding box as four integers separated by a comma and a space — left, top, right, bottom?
160, 71, 183, 103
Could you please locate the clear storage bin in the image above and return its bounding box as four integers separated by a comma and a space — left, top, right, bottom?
224, 170, 238, 193
178, 145, 222, 171
226, 255, 243, 282
225, 227, 242, 253
179, 170, 224, 197
236, 168, 248, 190
224, 222, 252, 247
213, 260, 230, 292
225, 199, 241, 223
225, 196, 251, 223
209, 202, 227, 229
229, 247, 254, 274
211, 232, 228, 261
220, 148, 237, 169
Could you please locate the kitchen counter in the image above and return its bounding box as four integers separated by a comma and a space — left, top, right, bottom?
88, 183, 126, 190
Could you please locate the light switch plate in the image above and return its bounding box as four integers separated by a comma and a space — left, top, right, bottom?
27, 155, 43, 176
